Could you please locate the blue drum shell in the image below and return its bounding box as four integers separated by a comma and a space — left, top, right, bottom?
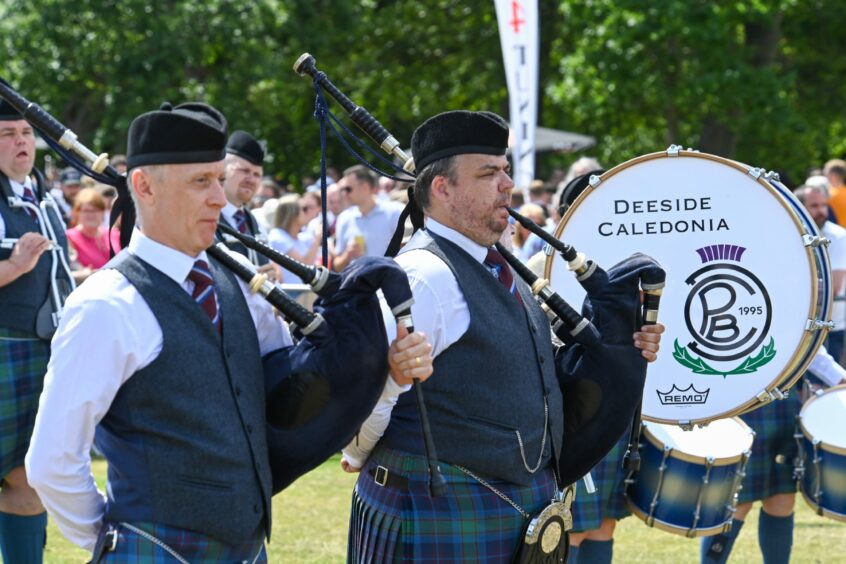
800, 437, 846, 522
626, 437, 744, 536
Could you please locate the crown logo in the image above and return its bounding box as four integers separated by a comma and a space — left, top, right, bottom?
656, 384, 710, 405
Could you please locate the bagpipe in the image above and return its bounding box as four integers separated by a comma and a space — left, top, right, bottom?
0, 79, 417, 494
293, 53, 666, 486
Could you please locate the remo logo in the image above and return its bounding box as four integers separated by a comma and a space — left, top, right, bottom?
673, 244, 776, 377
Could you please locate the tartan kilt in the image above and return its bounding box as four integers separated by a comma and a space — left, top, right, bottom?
0, 328, 50, 478
737, 394, 803, 503
349, 447, 559, 564
92, 521, 266, 563
570, 433, 631, 532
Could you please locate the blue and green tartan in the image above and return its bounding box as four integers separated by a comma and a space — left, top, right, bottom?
349, 447, 559, 563
738, 394, 803, 503
0, 328, 49, 478
571, 433, 631, 532
93, 521, 266, 563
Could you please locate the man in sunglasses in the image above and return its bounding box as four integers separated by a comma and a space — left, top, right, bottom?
332, 165, 402, 271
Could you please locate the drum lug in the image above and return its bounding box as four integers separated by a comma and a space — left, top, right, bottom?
543, 243, 555, 256
764, 170, 781, 182
803, 233, 830, 247
748, 167, 764, 179
756, 390, 774, 404
770, 388, 787, 401
806, 319, 835, 332
666, 144, 682, 157
678, 420, 693, 431
588, 174, 602, 187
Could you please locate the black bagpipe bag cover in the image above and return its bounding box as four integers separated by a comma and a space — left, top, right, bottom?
555, 252, 665, 486
263, 257, 413, 494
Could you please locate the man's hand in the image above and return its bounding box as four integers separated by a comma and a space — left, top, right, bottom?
634, 322, 665, 362
340, 458, 361, 473
388, 324, 433, 386
8, 232, 51, 275
256, 262, 281, 283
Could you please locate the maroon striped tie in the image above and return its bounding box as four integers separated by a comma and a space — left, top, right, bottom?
233, 209, 248, 234
21, 186, 38, 221
484, 248, 523, 305
187, 260, 221, 332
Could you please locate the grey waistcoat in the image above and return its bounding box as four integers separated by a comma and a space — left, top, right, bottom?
384, 230, 563, 487
0, 173, 69, 336
97, 252, 272, 545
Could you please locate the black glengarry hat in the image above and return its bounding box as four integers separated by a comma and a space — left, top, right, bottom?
410, 110, 509, 172
226, 130, 265, 166
0, 79, 24, 121
126, 102, 227, 170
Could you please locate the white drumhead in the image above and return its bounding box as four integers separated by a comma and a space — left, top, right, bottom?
800, 386, 846, 448
644, 418, 753, 459
547, 151, 825, 424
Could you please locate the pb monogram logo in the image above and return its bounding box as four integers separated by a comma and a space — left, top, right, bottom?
674, 245, 776, 377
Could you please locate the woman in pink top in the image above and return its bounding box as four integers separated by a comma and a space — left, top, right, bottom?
65, 188, 110, 282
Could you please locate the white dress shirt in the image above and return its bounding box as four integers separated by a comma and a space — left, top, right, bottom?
0, 177, 35, 240
808, 344, 846, 387
342, 218, 485, 468
25, 229, 292, 551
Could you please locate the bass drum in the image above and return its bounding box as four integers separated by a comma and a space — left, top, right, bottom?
545, 147, 831, 426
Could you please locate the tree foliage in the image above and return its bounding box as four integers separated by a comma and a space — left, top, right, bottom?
1, 0, 844, 185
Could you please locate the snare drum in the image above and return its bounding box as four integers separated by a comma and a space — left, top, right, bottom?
797, 384, 846, 522
625, 417, 754, 537
545, 148, 832, 425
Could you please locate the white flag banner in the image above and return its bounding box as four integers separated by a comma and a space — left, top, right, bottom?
494, 0, 539, 193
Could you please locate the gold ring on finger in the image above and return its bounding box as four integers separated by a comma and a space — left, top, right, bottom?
415, 356, 421, 366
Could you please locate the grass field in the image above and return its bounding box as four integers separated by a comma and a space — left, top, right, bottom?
44, 456, 845, 563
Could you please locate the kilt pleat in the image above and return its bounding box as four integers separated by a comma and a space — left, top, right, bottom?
571, 433, 631, 532
738, 394, 803, 503
0, 328, 49, 478
348, 447, 558, 564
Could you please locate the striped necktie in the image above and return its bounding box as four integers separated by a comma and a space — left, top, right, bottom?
484, 248, 522, 305
187, 260, 221, 332
233, 209, 248, 234
21, 185, 39, 221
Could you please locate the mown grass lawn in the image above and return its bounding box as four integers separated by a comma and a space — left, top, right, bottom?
44, 456, 845, 563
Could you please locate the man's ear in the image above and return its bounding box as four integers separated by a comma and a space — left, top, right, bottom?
430, 174, 451, 204
130, 168, 154, 205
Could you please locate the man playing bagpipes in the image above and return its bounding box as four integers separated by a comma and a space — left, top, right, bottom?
0, 97, 74, 564
23, 101, 434, 562
342, 109, 666, 563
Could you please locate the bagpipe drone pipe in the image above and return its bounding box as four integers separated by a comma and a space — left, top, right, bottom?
293, 52, 667, 486
0, 78, 415, 494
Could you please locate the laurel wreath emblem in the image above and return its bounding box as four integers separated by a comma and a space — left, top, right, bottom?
672, 337, 776, 377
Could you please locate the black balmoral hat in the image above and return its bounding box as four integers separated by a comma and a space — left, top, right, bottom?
126, 102, 227, 170
410, 110, 509, 172
226, 130, 265, 166
0, 78, 23, 121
